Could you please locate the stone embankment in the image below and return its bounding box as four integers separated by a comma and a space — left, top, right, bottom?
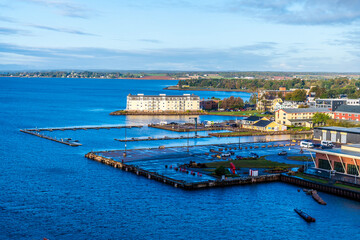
110, 110, 207, 115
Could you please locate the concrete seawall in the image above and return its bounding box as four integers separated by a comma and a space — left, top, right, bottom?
85, 152, 280, 190
280, 174, 360, 201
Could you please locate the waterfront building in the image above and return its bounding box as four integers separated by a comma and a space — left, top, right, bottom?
241, 116, 267, 125
314, 126, 360, 144
126, 93, 200, 112
275, 108, 331, 127
242, 120, 287, 132
333, 105, 360, 122
308, 144, 360, 184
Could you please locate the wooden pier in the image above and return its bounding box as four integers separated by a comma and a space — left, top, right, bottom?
20, 129, 82, 147
114, 135, 211, 142
24, 125, 143, 132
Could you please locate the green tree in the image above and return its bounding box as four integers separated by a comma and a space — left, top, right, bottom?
214, 166, 228, 176
313, 113, 330, 126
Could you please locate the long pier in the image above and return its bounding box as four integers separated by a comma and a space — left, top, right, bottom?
115, 135, 211, 142
20, 129, 82, 147
24, 125, 143, 132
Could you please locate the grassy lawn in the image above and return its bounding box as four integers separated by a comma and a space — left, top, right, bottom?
287, 156, 311, 162
287, 126, 312, 131
204, 158, 298, 169
210, 131, 256, 137
295, 172, 329, 184
208, 110, 272, 118
334, 183, 360, 192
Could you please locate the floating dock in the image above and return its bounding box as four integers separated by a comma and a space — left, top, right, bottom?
20, 129, 82, 147
115, 135, 211, 142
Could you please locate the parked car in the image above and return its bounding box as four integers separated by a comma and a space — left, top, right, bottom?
278, 151, 287, 156
250, 152, 259, 158
221, 153, 231, 157
300, 141, 314, 148
236, 155, 243, 159
229, 151, 235, 155
321, 140, 334, 148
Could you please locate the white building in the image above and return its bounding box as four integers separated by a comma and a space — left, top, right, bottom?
346, 99, 360, 105
126, 93, 200, 112
274, 101, 307, 111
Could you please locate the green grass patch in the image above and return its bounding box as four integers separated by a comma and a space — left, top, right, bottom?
204, 157, 298, 169
287, 156, 311, 162
334, 183, 360, 192
295, 172, 329, 184
208, 110, 272, 118
287, 126, 312, 131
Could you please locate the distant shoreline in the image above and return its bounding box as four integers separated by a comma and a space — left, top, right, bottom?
0, 76, 178, 80
164, 86, 252, 92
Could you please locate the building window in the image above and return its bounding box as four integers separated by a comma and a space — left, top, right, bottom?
347, 164, 359, 175
334, 162, 345, 173
318, 159, 331, 170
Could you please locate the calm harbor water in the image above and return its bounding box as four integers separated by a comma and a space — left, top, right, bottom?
0, 77, 359, 239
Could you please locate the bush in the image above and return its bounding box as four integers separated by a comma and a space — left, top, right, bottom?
214, 166, 228, 176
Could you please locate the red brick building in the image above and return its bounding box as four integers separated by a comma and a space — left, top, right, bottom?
333, 105, 360, 122
308, 145, 360, 184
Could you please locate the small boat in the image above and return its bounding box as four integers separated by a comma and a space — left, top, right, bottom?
294, 208, 315, 222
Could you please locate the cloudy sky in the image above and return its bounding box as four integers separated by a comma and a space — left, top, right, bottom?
1, 0, 360, 71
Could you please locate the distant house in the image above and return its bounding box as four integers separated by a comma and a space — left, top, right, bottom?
275, 108, 331, 127
243, 120, 287, 132
241, 116, 267, 125
333, 105, 360, 122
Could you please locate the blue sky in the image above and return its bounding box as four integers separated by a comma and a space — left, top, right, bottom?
1, 0, 360, 71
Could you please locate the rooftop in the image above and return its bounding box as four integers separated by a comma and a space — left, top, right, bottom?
308, 144, 360, 159
278, 108, 331, 113
244, 116, 262, 122
315, 126, 360, 134
334, 105, 360, 113
252, 120, 273, 127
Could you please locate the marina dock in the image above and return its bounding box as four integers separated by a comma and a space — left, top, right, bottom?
20, 129, 82, 147
24, 125, 143, 132
115, 135, 211, 142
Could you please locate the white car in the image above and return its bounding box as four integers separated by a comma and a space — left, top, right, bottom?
321, 140, 334, 148
221, 153, 231, 157
300, 141, 314, 148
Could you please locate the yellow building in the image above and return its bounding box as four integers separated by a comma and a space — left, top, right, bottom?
243, 120, 287, 132
126, 93, 200, 112
275, 108, 331, 127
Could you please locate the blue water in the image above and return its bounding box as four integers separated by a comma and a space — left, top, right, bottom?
1, 77, 359, 239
